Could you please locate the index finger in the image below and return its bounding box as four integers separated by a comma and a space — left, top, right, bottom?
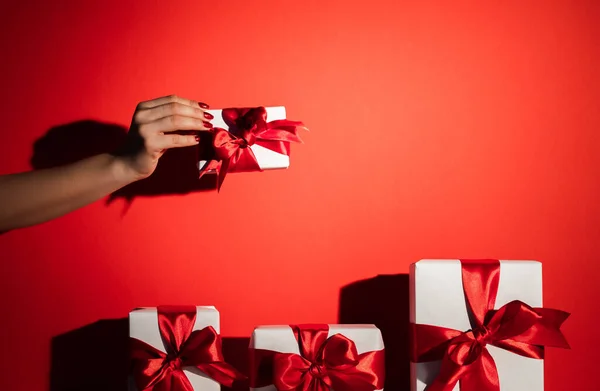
137, 95, 209, 109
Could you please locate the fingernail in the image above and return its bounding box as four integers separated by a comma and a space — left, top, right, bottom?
198, 102, 209, 109
203, 121, 213, 128
195, 135, 200, 142
203, 112, 214, 120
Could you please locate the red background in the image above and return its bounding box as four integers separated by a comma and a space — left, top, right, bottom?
1, 1, 598, 390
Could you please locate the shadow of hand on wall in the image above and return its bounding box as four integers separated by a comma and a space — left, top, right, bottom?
339, 274, 410, 391
30, 120, 216, 208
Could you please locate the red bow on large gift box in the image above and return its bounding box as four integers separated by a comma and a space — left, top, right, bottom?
410, 259, 570, 391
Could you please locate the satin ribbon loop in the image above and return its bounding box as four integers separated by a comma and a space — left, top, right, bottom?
130, 306, 246, 391
410, 260, 569, 391
199, 106, 307, 191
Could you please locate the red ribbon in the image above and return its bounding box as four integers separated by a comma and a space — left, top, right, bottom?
130, 305, 245, 391
249, 324, 385, 391
410, 259, 570, 391
198, 107, 306, 190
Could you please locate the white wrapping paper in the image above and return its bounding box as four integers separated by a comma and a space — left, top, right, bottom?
250, 324, 385, 391
199, 106, 290, 173
409, 260, 544, 391
129, 306, 221, 391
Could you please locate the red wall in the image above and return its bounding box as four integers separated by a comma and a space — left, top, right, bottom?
1, 1, 598, 390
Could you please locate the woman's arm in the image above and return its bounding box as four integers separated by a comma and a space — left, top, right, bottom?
0, 95, 214, 232
0, 154, 133, 231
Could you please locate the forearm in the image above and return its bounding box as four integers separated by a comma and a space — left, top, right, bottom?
0, 154, 134, 231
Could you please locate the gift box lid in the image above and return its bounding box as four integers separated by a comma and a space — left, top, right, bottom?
250, 324, 384, 354
129, 306, 220, 351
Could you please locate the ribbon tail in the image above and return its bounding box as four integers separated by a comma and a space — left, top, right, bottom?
256, 140, 292, 156
226, 147, 261, 174
426, 352, 498, 391
460, 349, 499, 391
272, 353, 311, 390
410, 323, 463, 362
535, 308, 570, 327
196, 362, 247, 388
156, 370, 195, 391
328, 370, 379, 391
355, 350, 385, 390
215, 148, 259, 190
488, 303, 571, 355
199, 160, 221, 180
261, 123, 305, 144
493, 339, 544, 359
530, 308, 571, 348
425, 347, 472, 391
179, 326, 246, 387
217, 159, 229, 192
130, 338, 169, 390
268, 119, 308, 134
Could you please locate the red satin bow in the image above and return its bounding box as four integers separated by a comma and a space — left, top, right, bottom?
198, 107, 306, 190
410, 260, 570, 391
130, 306, 245, 391
249, 324, 385, 391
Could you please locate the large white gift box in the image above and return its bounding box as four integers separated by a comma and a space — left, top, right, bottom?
199, 106, 291, 173
129, 306, 221, 391
250, 324, 385, 391
409, 259, 545, 391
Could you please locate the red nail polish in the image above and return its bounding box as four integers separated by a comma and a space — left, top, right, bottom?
198, 102, 209, 109
195, 135, 200, 142
204, 112, 214, 119
203, 121, 213, 128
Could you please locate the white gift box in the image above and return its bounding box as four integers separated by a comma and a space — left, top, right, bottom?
250, 324, 385, 391
129, 306, 221, 391
199, 106, 290, 173
409, 260, 544, 391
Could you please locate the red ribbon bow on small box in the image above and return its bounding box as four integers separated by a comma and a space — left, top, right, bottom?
130, 306, 245, 391
410, 259, 570, 391
250, 324, 385, 391
198, 107, 307, 191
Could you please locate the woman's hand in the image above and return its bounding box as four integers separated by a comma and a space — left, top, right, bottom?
0, 94, 216, 232
114, 95, 214, 182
